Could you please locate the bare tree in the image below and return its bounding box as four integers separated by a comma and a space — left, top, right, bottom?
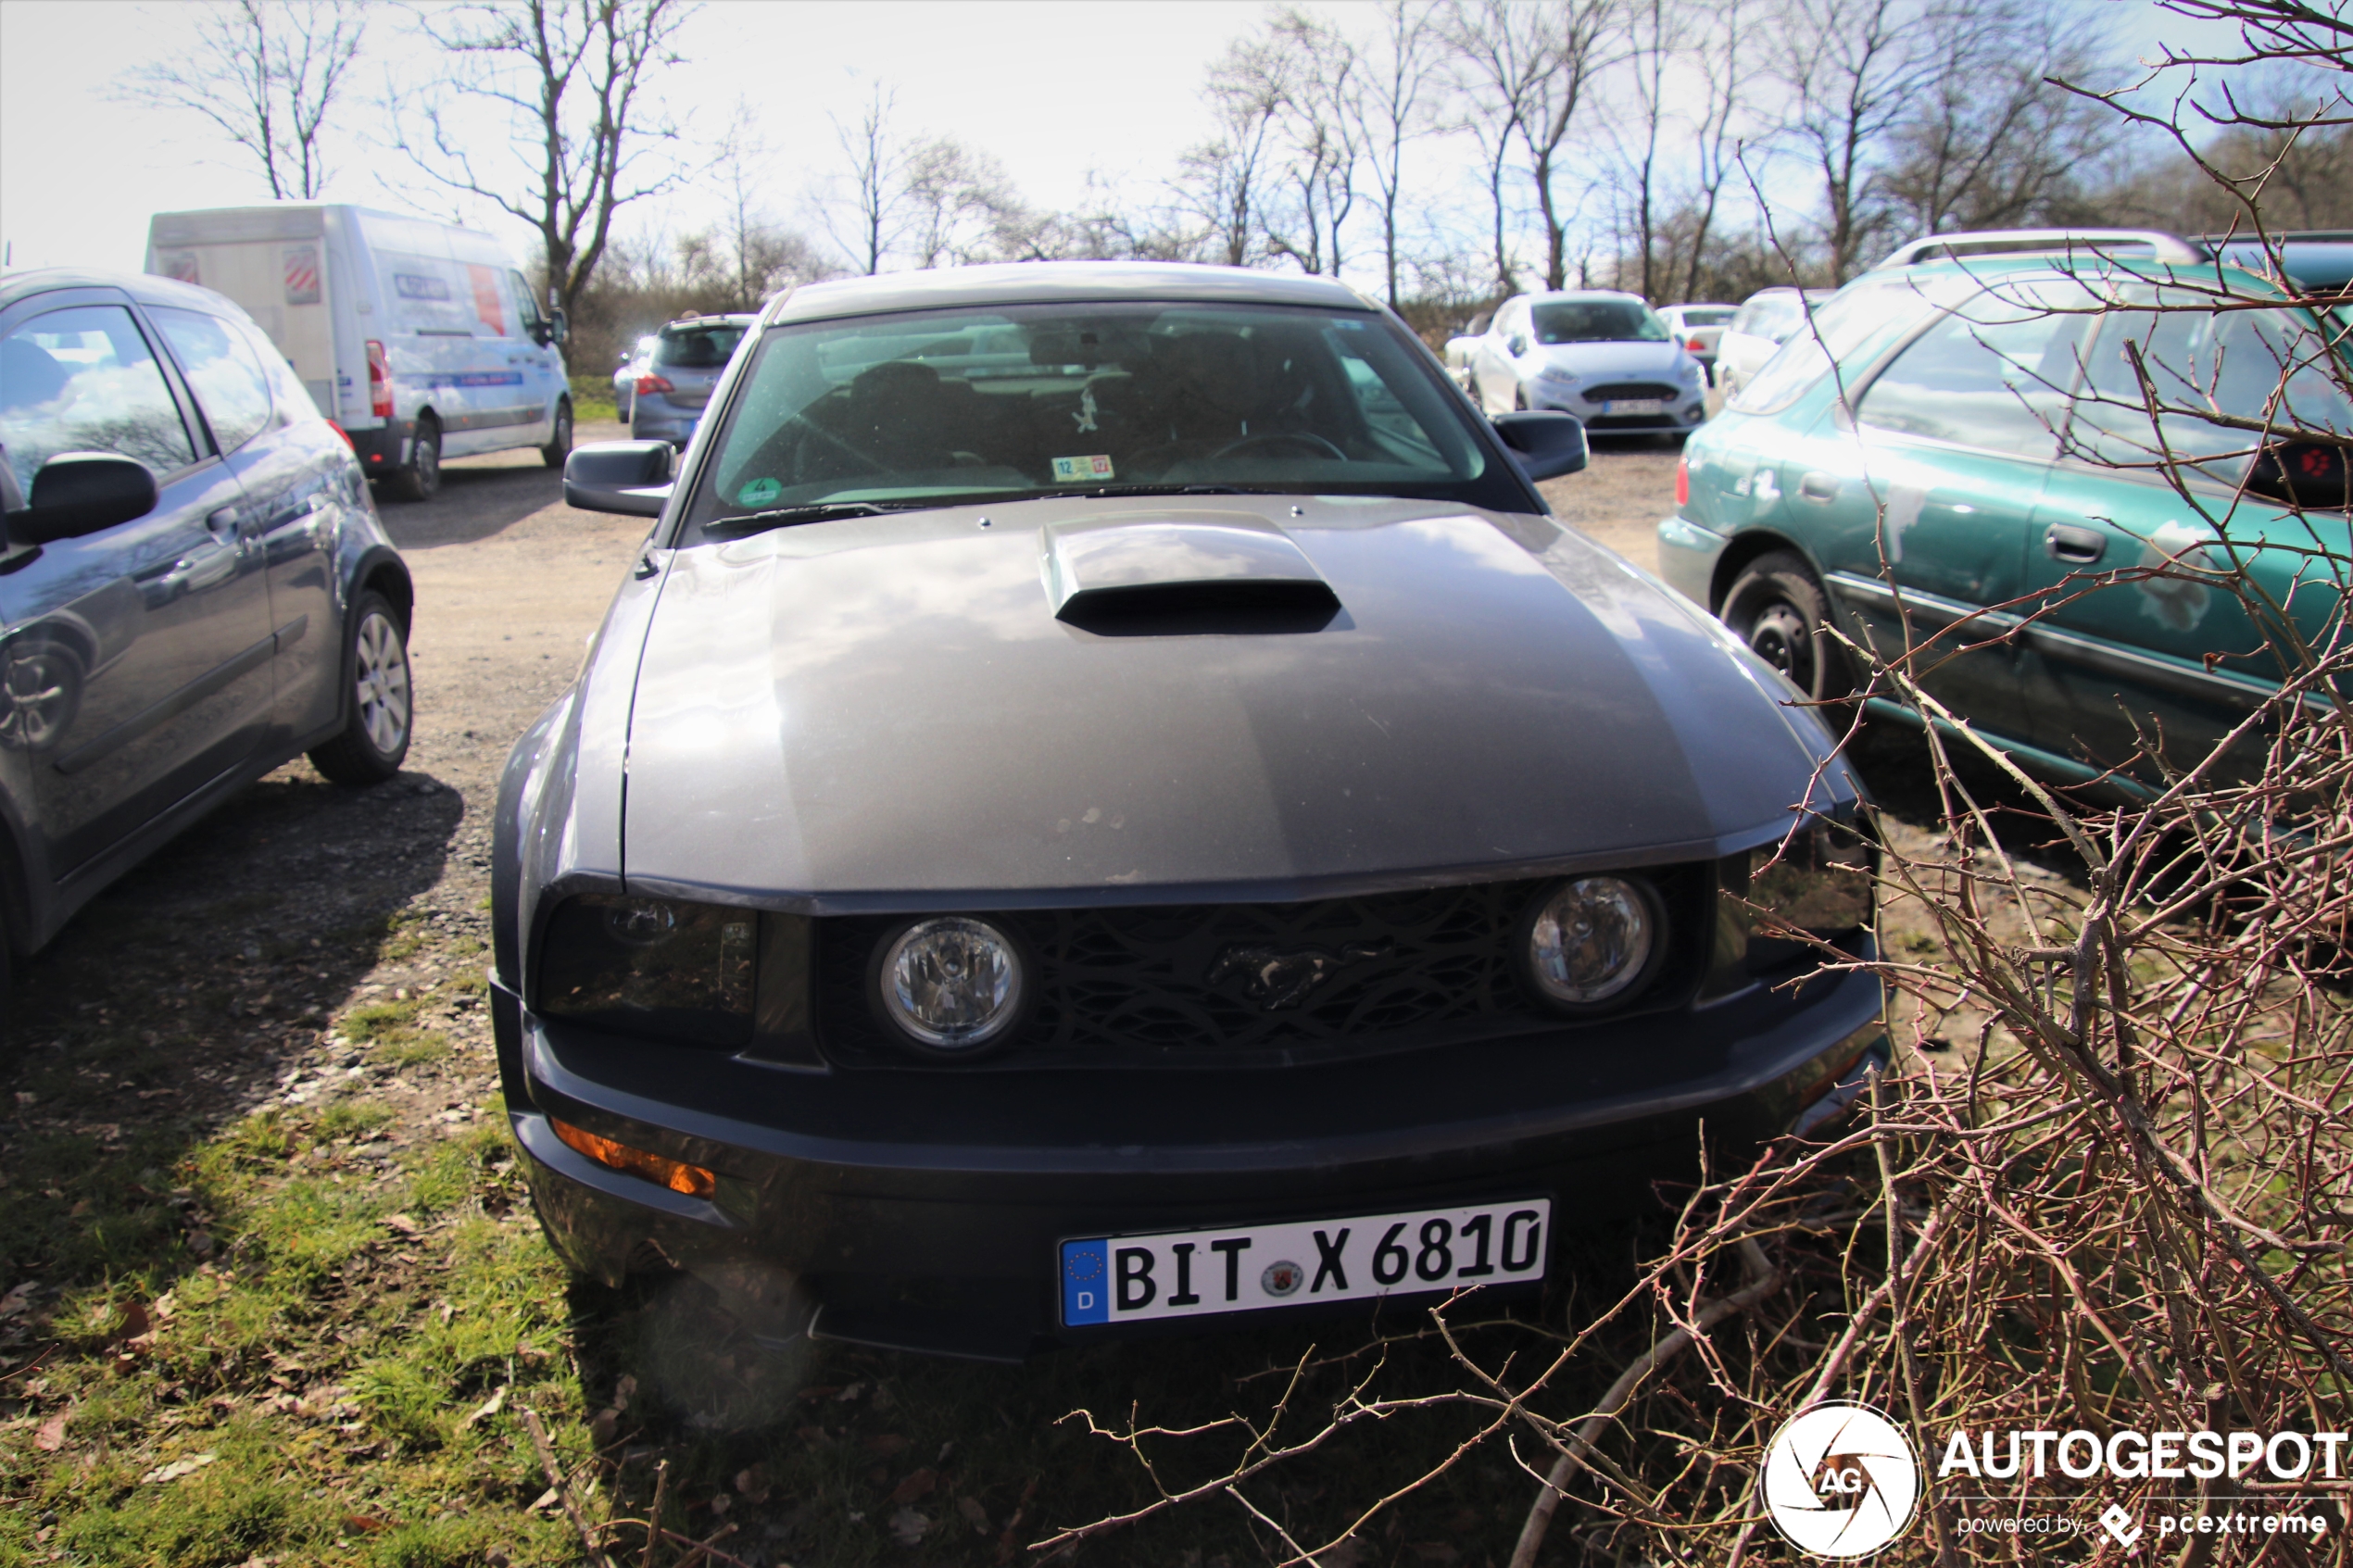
1343, 3, 1442, 307
1680, 0, 1750, 302
1879, 0, 2126, 237
1176, 33, 1295, 267
1768, 0, 1936, 282
402, 0, 694, 320
902, 136, 1026, 268
1608, 0, 1679, 301
826, 83, 911, 276
1445, 0, 1619, 292
1258, 9, 1363, 277
121, 0, 366, 200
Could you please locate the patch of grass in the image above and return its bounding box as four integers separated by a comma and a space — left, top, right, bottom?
340, 997, 451, 1067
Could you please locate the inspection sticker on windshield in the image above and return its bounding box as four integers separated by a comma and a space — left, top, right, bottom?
1060, 1198, 1549, 1326
736, 477, 783, 507
1051, 454, 1115, 483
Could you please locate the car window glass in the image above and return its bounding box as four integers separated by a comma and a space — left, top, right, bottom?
655, 324, 749, 370
1529, 300, 1668, 344
695, 301, 1498, 531
1680, 307, 1736, 327
0, 303, 198, 493
1856, 283, 2094, 456
231, 316, 320, 420
509, 270, 545, 332
1727, 281, 1940, 415
151, 306, 275, 453
2071, 294, 2353, 482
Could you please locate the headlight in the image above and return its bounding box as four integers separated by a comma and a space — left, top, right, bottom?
1518, 876, 1664, 1010
537, 895, 756, 1045
873, 916, 1026, 1053
1679, 360, 1704, 383
1535, 364, 1579, 385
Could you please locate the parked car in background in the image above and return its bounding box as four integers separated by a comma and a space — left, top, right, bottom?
1461, 290, 1708, 439
146, 205, 573, 503
612, 334, 656, 423
1659, 303, 1739, 380
1656, 240, 2352, 793
629, 314, 754, 446
0, 267, 416, 1018
498, 260, 1886, 1360
1712, 287, 1834, 400
2198, 230, 2353, 296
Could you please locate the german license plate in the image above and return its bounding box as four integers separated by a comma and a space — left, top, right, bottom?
1604, 398, 1667, 416
1059, 1198, 1550, 1326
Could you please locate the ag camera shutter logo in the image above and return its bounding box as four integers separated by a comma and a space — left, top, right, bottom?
1759, 1401, 1921, 1558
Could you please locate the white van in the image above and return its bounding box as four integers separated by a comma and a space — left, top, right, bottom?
145, 204, 572, 501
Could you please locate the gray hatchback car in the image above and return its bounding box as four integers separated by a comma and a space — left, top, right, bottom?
629, 315, 754, 446
0, 269, 416, 1016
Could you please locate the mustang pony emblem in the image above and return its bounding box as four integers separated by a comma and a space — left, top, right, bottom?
1206, 940, 1391, 1010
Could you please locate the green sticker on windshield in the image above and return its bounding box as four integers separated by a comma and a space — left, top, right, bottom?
737, 477, 782, 507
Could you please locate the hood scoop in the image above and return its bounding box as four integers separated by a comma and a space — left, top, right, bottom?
1043, 512, 1341, 637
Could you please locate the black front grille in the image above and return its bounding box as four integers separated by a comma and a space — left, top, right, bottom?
1581, 382, 1680, 402
814, 872, 1705, 1069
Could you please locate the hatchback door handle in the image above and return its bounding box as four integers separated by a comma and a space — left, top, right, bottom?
1797, 471, 1840, 503
2045, 523, 2107, 564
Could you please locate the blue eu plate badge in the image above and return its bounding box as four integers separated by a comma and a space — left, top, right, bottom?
1062, 1238, 1110, 1324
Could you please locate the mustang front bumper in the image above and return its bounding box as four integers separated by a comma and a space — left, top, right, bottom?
492, 951, 1884, 1361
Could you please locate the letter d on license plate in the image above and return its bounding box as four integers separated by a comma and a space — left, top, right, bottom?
1060, 1198, 1550, 1326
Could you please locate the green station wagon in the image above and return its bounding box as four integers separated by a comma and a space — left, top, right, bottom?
1657, 241, 2353, 791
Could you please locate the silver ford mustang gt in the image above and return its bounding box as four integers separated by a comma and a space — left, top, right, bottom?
494, 261, 1883, 1361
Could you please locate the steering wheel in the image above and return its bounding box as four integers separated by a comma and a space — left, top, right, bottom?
1210, 431, 1347, 462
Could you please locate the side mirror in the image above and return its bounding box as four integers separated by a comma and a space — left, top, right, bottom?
564, 440, 674, 517
1493, 411, 1589, 482
9, 453, 159, 545
1506, 334, 1530, 357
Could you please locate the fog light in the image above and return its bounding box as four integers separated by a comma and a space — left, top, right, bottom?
550, 1116, 716, 1198
1521, 876, 1661, 1009
875, 916, 1025, 1051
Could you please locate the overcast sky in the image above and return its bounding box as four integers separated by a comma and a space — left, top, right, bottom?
0, 0, 2247, 288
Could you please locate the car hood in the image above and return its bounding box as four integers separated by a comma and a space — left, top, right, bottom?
614, 495, 1846, 907
1528, 341, 1692, 381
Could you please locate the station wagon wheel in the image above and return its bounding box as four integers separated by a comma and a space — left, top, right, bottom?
307, 590, 412, 784
1722, 551, 1851, 703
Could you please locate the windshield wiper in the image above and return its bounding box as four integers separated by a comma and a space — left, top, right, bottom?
702, 500, 920, 537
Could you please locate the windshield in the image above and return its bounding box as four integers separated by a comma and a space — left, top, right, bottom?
687, 301, 1513, 533
654, 323, 749, 369
1677, 307, 1736, 327
1727, 278, 1956, 414
1530, 300, 1668, 345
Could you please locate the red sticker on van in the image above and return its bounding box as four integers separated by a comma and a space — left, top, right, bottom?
469, 264, 506, 337
283, 246, 321, 305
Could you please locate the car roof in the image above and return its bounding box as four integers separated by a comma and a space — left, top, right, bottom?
0, 265, 260, 321
1518, 289, 1646, 304
763, 261, 1372, 326
1870, 249, 2301, 301
663, 314, 757, 330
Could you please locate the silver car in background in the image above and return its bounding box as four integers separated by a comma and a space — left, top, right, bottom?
629, 315, 753, 446
1462, 290, 1708, 440
1658, 304, 1738, 382
612, 333, 656, 423
1711, 288, 1834, 400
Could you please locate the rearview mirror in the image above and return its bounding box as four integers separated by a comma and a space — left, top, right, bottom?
1493, 411, 1589, 482
564, 441, 674, 517
8, 453, 159, 544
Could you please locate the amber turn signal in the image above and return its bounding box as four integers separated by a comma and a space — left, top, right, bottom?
549, 1116, 716, 1198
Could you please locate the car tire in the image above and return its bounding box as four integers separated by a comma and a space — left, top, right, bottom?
1722, 551, 1852, 704
308, 591, 412, 785
381, 415, 441, 503
0, 634, 84, 751
542, 398, 573, 469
